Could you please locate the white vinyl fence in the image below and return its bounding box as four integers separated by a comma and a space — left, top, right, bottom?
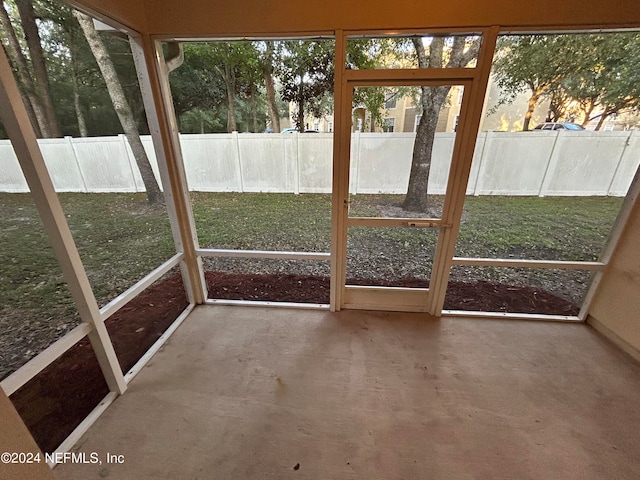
1, 130, 638, 196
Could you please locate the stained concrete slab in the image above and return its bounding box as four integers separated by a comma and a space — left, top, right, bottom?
55, 305, 640, 479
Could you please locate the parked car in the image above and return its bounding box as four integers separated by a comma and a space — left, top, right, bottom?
533, 122, 585, 131
281, 128, 320, 133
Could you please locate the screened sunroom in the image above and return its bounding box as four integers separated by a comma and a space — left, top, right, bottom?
1, 0, 640, 478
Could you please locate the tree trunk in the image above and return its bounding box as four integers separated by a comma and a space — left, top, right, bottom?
69, 40, 88, 137
263, 41, 280, 132
0, 3, 44, 137
297, 79, 304, 132
581, 102, 595, 127
402, 36, 472, 212
15, 0, 62, 137
71, 69, 88, 137
74, 10, 163, 204
224, 63, 237, 132
522, 88, 543, 131
250, 82, 258, 133
547, 90, 564, 122
17, 83, 43, 137
523, 94, 537, 131
595, 112, 609, 131
402, 86, 450, 212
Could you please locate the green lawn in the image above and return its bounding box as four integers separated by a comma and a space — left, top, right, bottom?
347, 194, 622, 263
0, 191, 624, 377
456, 196, 623, 261
190, 192, 332, 251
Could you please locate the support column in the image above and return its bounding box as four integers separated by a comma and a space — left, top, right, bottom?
130, 35, 206, 304
330, 30, 348, 311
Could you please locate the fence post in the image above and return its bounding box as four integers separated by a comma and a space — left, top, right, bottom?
350, 130, 361, 194
538, 131, 561, 197
472, 131, 490, 196
232, 131, 244, 192
66, 136, 88, 193
294, 133, 300, 194
120, 134, 141, 192
606, 131, 633, 196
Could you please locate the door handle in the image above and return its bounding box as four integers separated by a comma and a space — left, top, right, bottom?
406, 220, 450, 228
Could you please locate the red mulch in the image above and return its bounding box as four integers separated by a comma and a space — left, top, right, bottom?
205, 271, 331, 303
10, 339, 110, 456
10, 274, 188, 454
205, 271, 579, 315
11, 271, 577, 454
104, 274, 189, 374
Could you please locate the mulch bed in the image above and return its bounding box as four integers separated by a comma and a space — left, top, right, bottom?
11, 271, 577, 454
10, 274, 188, 454
205, 271, 579, 315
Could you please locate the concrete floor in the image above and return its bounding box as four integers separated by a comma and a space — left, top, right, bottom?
55, 305, 640, 480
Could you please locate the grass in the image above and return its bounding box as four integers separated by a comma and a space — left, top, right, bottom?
190, 192, 332, 251
0, 191, 623, 341
346, 194, 623, 263
456, 196, 623, 260
0, 193, 175, 315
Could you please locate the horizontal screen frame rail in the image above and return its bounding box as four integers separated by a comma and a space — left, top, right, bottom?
1, 322, 93, 396
348, 217, 450, 228
451, 257, 606, 270
99, 253, 185, 322
344, 68, 477, 83
205, 299, 330, 310
197, 248, 330, 261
